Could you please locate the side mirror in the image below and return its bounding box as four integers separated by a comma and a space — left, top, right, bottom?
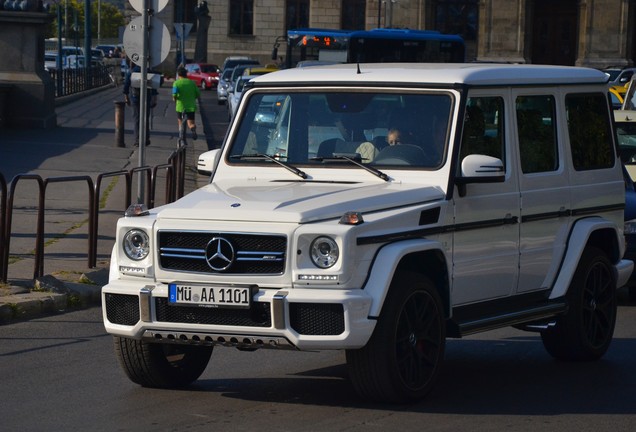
455, 154, 504, 197
461, 154, 504, 177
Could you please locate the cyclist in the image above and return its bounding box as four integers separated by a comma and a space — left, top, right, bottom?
172, 66, 201, 144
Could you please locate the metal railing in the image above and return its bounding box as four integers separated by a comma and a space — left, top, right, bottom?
0, 145, 187, 283
48, 64, 116, 98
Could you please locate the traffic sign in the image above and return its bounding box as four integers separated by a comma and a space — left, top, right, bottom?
123, 16, 171, 68
174, 23, 194, 41
129, 0, 169, 14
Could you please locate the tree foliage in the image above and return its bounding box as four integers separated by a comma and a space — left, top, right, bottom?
47, 0, 125, 40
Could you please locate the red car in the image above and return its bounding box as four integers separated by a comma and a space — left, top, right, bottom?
185, 63, 220, 90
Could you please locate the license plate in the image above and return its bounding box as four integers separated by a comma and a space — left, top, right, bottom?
168, 283, 251, 309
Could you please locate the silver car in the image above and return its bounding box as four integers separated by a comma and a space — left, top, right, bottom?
216, 68, 234, 105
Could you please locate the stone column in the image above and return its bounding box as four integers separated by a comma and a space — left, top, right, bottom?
575, 0, 631, 68
0, 10, 56, 129
477, 0, 529, 63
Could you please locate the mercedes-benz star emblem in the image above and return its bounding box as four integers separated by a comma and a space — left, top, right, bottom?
205, 237, 234, 271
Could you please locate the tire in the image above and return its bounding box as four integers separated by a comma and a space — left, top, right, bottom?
346, 272, 446, 403
114, 336, 213, 388
541, 247, 617, 361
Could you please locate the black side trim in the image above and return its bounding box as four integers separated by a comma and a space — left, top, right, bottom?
358, 202, 623, 246
447, 290, 567, 337
521, 209, 570, 223
357, 215, 517, 246
571, 203, 624, 216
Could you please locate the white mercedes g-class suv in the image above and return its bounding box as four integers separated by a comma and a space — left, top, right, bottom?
103, 63, 633, 403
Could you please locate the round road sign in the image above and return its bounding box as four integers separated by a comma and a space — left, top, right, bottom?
129, 0, 169, 14
123, 16, 171, 68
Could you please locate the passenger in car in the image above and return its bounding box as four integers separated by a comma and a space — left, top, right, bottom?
387, 128, 401, 145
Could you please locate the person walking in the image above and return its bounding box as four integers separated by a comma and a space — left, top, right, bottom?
172, 66, 201, 142
123, 63, 158, 147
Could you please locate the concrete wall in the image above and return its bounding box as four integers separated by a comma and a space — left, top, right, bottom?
0, 11, 56, 129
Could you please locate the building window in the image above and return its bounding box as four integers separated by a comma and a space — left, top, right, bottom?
432, 0, 478, 41
230, 0, 254, 35
342, 0, 366, 30
286, 0, 309, 31
174, 0, 198, 32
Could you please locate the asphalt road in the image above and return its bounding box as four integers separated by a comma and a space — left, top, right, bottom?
2, 301, 636, 432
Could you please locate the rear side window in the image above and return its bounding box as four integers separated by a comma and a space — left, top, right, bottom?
516, 95, 558, 173
565, 93, 614, 170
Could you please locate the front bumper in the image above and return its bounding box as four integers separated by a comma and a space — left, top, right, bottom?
102, 280, 376, 350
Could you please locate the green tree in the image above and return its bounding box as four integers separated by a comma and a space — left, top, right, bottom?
47, 0, 125, 40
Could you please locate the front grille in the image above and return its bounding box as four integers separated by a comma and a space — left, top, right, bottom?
158, 231, 286, 274
155, 297, 272, 327
105, 293, 139, 325
289, 303, 345, 335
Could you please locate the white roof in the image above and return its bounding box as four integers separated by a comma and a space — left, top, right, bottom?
251, 63, 609, 87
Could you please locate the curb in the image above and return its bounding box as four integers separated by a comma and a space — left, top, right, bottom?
0, 270, 107, 325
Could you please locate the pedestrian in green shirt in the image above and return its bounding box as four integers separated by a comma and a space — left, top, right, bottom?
172, 66, 201, 141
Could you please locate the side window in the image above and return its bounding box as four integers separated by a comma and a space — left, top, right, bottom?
460, 97, 505, 164
565, 93, 614, 170
516, 95, 558, 173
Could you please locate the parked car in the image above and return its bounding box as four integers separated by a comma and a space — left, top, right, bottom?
242, 65, 279, 76
220, 56, 259, 72
44, 51, 57, 72
91, 48, 105, 64
609, 86, 625, 109
227, 74, 256, 121
216, 67, 234, 105
604, 67, 636, 86
614, 109, 636, 301
228, 63, 262, 98
185, 63, 220, 90
95, 44, 120, 58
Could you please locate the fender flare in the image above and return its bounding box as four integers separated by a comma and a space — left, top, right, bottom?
363, 239, 449, 317
549, 217, 622, 299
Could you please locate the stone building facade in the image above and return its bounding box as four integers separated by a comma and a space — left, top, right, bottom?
133, 0, 635, 71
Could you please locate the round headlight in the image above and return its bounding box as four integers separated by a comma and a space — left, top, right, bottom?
310, 236, 339, 268
123, 229, 150, 261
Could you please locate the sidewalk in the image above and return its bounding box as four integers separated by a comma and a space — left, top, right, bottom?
0, 83, 214, 323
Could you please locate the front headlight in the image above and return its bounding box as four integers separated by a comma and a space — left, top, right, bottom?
626, 220, 636, 235
123, 229, 150, 260
310, 236, 339, 268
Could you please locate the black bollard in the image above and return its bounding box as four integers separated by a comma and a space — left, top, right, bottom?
114, 100, 126, 147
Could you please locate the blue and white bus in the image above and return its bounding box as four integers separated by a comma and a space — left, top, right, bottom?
283, 28, 465, 68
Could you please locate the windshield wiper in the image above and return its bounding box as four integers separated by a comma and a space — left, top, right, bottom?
231, 153, 308, 179
312, 154, 390, 182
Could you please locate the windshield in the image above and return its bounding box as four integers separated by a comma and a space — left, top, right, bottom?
228, 91, 453, 169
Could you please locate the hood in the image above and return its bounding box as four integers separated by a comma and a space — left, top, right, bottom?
156, 179, 444, 223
